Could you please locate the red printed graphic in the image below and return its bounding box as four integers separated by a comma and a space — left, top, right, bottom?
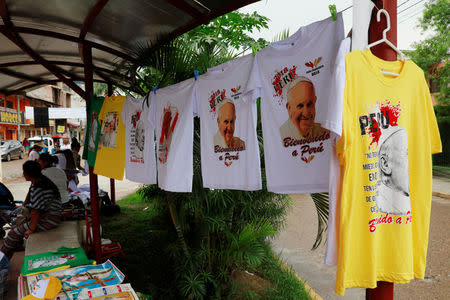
360, 100, 403, 149
367, 117, 381, 148
231, 85, 241, 94
209, 89, 227, 114
305, 57, 322, 69
380, 100, 401, 127
272, 65, 298, 103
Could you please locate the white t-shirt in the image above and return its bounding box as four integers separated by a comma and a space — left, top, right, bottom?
246, 13, 344, 194
196, 54, 262, 190
324, 37, 351, 266
28, 150, 39, 161
149, 79, 195, 192
42, 167, 69, 204
121, 96, 157, 184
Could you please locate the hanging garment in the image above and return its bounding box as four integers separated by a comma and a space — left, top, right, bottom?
82, 96, 104, 167
149, 79, 195, 192
34, 107, 49, 128
245, 13, 344, 193
335, 49, 441, 295
324, 37, 351, 266
121, 96, 156, 184
196, 54, 262, 190
94, 95, 126, 180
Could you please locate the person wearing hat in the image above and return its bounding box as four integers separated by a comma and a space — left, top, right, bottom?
22, 277, 62, 300
28, 143, 43, 161
1, 161, 62, 259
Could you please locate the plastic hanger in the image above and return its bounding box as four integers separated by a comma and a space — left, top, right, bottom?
366, 9, 405, 76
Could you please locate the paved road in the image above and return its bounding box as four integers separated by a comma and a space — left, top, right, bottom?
1, 156, 27, 180
273, 193, 450, 300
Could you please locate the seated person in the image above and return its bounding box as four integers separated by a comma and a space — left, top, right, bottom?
1, 161, 62, 259
38, 153, 69, 204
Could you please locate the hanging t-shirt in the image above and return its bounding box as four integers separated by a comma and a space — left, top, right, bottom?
335, 49, 442, 295
94, 95, 126, 180
323, 37, 351, 266
196, 55, 262, 190
121, 96, 156, 184
149, 79, 195, 192
82, 96, 104, 167
246, 14, 344, 193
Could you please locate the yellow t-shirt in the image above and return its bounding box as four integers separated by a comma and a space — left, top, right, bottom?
335, 49, 441, 295
94, 95, 126, 180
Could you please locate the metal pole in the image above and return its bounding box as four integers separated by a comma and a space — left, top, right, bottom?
83, 44, 102, 263
106, 82, 116, 204
366, 0, 397, 298
17, 95, 21, 141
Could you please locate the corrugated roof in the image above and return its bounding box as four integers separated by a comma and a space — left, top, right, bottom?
0, 0, 259, 97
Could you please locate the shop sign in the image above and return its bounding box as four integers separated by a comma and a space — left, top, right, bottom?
57, 125, 65, 133
0, 109, 25, 124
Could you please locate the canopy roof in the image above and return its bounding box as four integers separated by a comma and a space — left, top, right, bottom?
0, 0, 259, 98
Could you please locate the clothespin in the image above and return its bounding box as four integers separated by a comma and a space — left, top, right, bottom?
152, 85, 157, 94
251, 44, 259, 56
329, 4, 337, 21
194, 70, 199, 80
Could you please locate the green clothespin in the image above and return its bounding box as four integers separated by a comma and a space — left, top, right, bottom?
329, 4, 337, 21
251, 44, 259, 56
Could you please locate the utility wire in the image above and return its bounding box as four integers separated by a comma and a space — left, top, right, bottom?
399, 9, 424, 24
398, 0, 412, 8
398, 0, 426, 14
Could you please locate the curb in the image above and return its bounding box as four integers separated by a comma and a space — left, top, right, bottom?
276, 255, 323, 300
432, 191, 450, 200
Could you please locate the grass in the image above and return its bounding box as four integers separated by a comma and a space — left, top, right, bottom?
101, 193, 311, 299
433, 165, 450, 178
101, 193, 177, 298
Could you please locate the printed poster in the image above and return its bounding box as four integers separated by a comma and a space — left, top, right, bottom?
158, 102, 178, 164
272, 64, 331, 164
358, 100, 412, 233
129, 110, 145, 163
99, 112, 119, 148
209, 87, 246, 167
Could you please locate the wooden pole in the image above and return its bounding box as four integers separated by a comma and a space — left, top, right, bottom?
83, 44, 102, 263
366, 0, 397, 297
107, 82, 116, 204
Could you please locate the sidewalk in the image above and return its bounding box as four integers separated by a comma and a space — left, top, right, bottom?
432, 176, 450, 199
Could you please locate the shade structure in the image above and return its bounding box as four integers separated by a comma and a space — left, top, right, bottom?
0, 0, 260, 97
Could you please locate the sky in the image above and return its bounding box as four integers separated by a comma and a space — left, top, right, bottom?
239, 0, 431, 50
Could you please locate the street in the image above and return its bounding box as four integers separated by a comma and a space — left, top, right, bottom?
1, 156, 26, 180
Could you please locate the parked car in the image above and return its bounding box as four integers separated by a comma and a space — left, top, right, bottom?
28, 136, 55, 154
0, 140, 24, 161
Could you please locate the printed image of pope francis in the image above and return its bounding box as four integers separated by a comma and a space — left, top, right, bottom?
279, 76, 328, 141
213, 99, 245, 149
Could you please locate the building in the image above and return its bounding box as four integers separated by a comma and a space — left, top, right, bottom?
0, 83, 86, 141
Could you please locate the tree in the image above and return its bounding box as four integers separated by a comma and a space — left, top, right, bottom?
409, 0, 449, 109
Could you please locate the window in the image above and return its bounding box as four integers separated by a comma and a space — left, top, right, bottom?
6, 101, 13, 109
52, 87, 61, 105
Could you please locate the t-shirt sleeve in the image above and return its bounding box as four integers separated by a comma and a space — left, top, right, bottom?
421, 74, 442, 154
323, 38, 351, 136
193, 81, 199, 117
98, 97, 107, 122
243, 55, 262, 103
148, 93, 157, 129
336, 56, 351, 165
121, 98, 128, 126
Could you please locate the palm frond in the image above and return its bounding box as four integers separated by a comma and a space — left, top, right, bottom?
310, 193, 329, 250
